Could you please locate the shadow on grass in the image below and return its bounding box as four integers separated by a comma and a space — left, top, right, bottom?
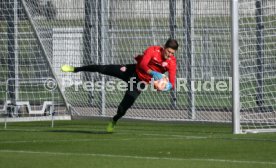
47, 129, 111, 135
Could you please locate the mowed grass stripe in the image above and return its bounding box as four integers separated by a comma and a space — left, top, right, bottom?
2, 128, 276, 143
1, 120, 276, 168
1, 149, 276, 165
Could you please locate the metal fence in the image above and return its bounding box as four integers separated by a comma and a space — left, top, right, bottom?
1, 0, 276, 126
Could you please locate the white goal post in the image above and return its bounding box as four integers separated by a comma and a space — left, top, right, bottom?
233, 0, 276, 133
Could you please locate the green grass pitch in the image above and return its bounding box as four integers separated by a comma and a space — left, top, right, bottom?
1, 119, 276, 168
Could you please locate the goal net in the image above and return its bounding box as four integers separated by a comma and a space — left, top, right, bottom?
0, 0, 70, 125
1, 0, 275, 133
1, 0, 232, 124
5, 0, 231, 122
238, 0, 276, 133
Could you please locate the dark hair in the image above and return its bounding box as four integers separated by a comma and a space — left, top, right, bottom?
164, 38, 178, 50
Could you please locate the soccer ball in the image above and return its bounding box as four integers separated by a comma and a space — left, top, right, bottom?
154, 76, 169, 91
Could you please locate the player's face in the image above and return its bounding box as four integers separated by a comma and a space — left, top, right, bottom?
162, 47, 176, 60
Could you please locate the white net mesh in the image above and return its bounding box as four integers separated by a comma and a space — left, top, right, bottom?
1, 0, 233, 123
4, 0, 275, 132
17, 0, 233, 122
1, 0, 275, 133
0, 0, 69, 122
239, 0, 276, 132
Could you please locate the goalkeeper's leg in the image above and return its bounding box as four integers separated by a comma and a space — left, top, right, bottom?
106, 84, 143, 133
113, 89, 141, 121
106, 89, 141, 133
61, 64, 136, 81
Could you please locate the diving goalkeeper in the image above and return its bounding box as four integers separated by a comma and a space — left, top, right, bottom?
61, 38, 178, 133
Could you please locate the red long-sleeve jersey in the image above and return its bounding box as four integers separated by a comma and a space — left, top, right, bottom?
135, 46, 177, 88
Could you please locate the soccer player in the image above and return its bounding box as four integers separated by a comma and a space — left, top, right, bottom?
61, 38, 178, 133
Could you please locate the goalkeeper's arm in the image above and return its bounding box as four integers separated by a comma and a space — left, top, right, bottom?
147, 70, 163, 80
138, 47, 163, 81
166, 62, 177, 91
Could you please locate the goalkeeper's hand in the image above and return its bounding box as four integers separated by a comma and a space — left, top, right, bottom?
162, 82, 172, 91
149, 71, 163, 80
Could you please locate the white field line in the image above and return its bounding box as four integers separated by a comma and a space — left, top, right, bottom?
120, 132, 276, 142
0, 149, 276, 165
140, 133, 207, 139
0, 135, 206, 144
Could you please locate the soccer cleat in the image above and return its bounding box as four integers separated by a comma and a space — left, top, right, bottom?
61, 65, 75, 72
106, 121, 116, 133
